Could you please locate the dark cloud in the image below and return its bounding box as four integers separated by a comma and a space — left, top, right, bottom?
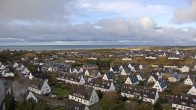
0, 0, 76, 21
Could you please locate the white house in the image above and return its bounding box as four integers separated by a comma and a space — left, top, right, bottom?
121, 84, 159, 104
26, 91, 38, 103
102, 71, 114, 81
69, 85, 99, 106
168, 73, 181, 82
152, 79, 167, 92
124, 75, 139, 85
13, 62, 19, 68
187, 85, 196, 95
148, 74, 159, 83
2, 72, 14, 77
184, 75, 194, 86
179, 66, 190, 73
56, 73, 86, 85
28, 78, 51, 95
172, 94, 196, 110
122, 57, 132, 61
84, 70, 102, 78
87, 78, 115, 92
29, 73, 34, 80
120, 67, 131, 76
70, 67, 83, 74
109, 66, 120, 74
65, 100, 89, 110
145, 56, 156, 59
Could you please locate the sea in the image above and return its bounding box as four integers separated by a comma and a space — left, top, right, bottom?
0, 45, 143, 51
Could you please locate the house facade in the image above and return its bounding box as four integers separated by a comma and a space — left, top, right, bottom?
87, 78, 115, 92
121, 84, 159, 104
69, 85, 99, 106
152, 79, 167, 92
65, 100, 89, 110
26, 91, 38, 103
184, 75, 194, 86
172, 94, 196, 110
187, 85, 196, 95
28, 79, 51, 95
124, 75, 139, 85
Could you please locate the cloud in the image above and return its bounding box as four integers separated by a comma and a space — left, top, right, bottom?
0, 0, 195, 45
173, 0, 196, 24
0, 17, 195, 45
78, 0, 172, 17
0, 0, 76, 21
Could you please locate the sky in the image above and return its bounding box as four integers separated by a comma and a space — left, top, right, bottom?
0, 0, 196, 45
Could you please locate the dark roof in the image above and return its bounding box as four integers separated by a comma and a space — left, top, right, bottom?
65, 100, 87, 110
57, 73, 82, 83
87, 70, 101, 77
151, 73, 159, 81
69, 85, 94, 100
33, 70, 48, 80
171, 72, 180, 80
172, 93, 196, 108
121, 84, 157, 99
129, 75, 139, 84
83, 64, 98, 70
158, 79, 167, 88
30, 78, 45, 90
106, 71, 114, 79
87, 78, 113, 90
186, 75, 195, 81
137, 72, 146, 79
123, 67, 131, 73
111, 67, 119, 72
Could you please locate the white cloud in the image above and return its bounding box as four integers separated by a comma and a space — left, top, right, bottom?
78, 0, 172, 17
173, 0, 196, 23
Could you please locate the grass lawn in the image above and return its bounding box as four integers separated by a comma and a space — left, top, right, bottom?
53, 106, 64, 110
51, 86, 70, 97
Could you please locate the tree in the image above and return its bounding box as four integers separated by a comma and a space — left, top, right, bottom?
137, 103, 152, 110
153, 98, 167, 110
101, 92, 118, 110
125, 101, 139, 110
5, 94, 15, 110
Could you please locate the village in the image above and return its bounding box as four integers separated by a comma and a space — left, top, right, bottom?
0, 46, 196, 110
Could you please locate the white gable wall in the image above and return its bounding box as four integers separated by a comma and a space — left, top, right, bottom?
26, 91, 38, 103
187, 86, 196, 95
41, 81, 51, 94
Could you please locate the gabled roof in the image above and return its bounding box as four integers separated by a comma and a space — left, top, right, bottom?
33, 70, 48, 80
151, 73, 159, 81
69, 85, 94, 101
186, 75, 195, 81
121, 84, 157, 99
65, 100, 87, 110
171, 72, 180, 80
123, 67, 131, 73
111, 66, 119, 72
29, 78, 45, 90
137, 72, 146, 79
129, 75, 139, 83
87, 78, 113, 90
158, 79, 167, 88
172, 93, 196, 108
58, 73, 81, 82
106, 71, 114, 79
87, 70, 101, 77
